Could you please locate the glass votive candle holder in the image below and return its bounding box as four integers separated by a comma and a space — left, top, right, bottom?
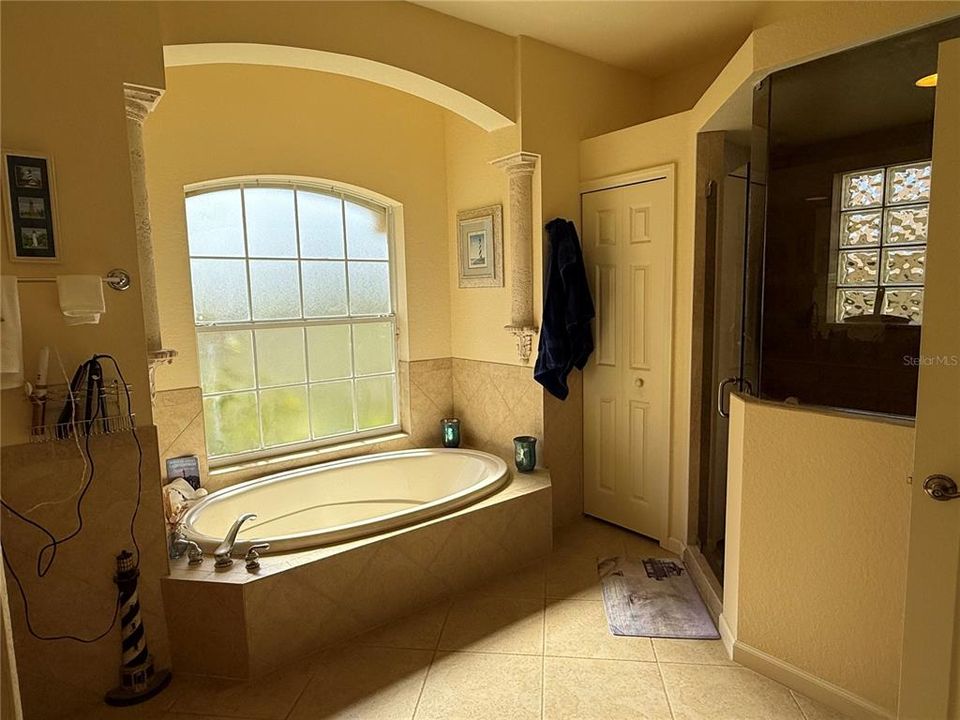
513, 436, 538, 473
441, 418, 461, 448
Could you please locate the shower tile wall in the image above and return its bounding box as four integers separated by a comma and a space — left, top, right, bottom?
154, 385, 209, 484
0, 428, 170, 720
451, 358, 543, 463
405, 358, 455, 446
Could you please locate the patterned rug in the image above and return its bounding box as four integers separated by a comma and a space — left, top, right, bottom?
598, 556, 720, 639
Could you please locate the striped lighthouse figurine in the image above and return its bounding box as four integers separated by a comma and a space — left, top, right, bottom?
104, 550, 172, 706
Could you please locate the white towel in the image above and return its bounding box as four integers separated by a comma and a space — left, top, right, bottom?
57, 275, 105, 325
1, 276, 23, 389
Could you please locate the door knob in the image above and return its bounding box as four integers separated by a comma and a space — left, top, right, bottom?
634, 377, 644, 388
923, 475, 960, 501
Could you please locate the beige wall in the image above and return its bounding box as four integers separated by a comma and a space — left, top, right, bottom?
723, 396, 914, 715
652, 51, 737, 118
443, 115, 522, 365
156, 1, 519, 126
146, 63, 453, 394
515, 38, 657, 527
0, 2, 165, 445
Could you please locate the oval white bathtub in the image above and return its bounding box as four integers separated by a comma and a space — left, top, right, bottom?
180, 448, 509, 554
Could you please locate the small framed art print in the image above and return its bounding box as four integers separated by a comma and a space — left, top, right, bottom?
457, 204, 503, 288
3, 151, 59, 261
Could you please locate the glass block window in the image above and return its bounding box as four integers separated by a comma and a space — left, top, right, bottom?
834, 161, 931, 324
185, 181, 398, 463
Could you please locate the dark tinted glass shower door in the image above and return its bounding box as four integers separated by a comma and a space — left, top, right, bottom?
698, 163, 750, 582
698, 82, 768, 584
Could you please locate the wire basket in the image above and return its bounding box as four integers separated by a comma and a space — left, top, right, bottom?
29, 381, 136, 443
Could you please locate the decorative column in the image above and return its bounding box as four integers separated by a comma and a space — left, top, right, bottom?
491, 152, 539, 363
124, 83, 177, 399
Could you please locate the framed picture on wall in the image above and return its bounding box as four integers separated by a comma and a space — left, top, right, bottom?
457, 204, 503, 288
3, 151, 60, 262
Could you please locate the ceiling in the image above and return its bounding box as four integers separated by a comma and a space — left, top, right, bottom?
414, 1, 768, 77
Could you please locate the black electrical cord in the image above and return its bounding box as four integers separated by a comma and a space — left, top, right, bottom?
1, 365, 102, 577
95, 353, 143, 568
0, 353, 143, 641
0, 547, 121, 643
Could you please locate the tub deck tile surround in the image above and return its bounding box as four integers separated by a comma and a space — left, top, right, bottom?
76, 517, 847, 720
162, 469, 552, 678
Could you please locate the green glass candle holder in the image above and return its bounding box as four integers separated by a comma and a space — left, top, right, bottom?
513, 436, 537, 473
441, 418, 461, 448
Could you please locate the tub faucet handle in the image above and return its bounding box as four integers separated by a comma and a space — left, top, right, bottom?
245, 543, 270, 572
169, 526, 189, 560
186, 541, 204, 566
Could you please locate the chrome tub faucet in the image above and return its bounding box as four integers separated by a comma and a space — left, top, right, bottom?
214, 513, 257, 569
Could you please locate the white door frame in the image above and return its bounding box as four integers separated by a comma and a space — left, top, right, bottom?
579, 163, 676, 545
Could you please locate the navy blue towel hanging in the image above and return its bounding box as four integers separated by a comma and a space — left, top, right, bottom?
534, 218, 595, 400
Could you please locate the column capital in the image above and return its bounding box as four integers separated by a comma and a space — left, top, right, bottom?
490, 151, 539, 177
123, 83, 164, 124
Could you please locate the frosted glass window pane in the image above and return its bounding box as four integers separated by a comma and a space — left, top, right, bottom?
298, 191, 344, 259
836, 289, 876, 322
348, 262, 390, 315
841, 169, 884, 209
884, 205, 929, 245
244, 188, 297, 258
882, 248, 925, 286
345, 201, 389, 260
353, 322, 395, 376
839, 211, 881, 247
191, 259, 250, 323
883, 288, 924, 324
838, 249, 879, 286
204, 393, 261, 456
260, 386, 309, 447
306, 325, 352, 381
302, 261, 348, 317
185, 189, 244, 257
255, 327, 306, 387
198, 331, 255, 393
250, 260, 301, 320
886, 162, 932, 205
356, 375, 395, 430
310, 381, 355, 437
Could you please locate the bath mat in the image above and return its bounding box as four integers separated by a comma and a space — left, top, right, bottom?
597, 556, 719, 639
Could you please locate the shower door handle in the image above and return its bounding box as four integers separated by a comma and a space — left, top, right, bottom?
717, 377, 739, 419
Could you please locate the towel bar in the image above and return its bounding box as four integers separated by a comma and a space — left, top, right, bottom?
15, 268, 131, 292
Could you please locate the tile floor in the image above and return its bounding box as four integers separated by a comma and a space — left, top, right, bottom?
80, 516, 848, 720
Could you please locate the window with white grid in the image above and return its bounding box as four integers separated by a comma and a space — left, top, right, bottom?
185, 180, 399, 463
833, 161, 931, 325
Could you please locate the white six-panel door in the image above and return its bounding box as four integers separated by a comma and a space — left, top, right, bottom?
581, 170, 674, 540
